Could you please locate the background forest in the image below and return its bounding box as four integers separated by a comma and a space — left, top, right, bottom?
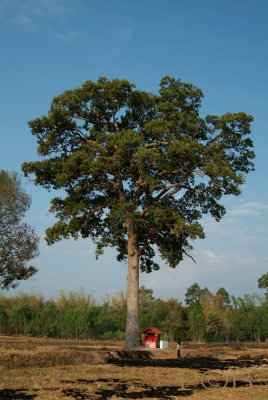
0, 282, 267, 342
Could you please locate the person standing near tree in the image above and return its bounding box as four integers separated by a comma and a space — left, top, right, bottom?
177, 339, 181, 358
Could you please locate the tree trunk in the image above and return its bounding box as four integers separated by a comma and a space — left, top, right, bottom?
124, 223, 141, 349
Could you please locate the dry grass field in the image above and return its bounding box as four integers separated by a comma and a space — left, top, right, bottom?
0, 336, 268, 399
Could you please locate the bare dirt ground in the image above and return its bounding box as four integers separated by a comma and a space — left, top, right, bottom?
0, 336, 268, 399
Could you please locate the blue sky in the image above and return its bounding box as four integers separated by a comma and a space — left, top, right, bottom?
0, 0, 267, 303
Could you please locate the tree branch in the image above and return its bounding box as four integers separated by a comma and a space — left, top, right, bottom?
112, 106, 120, 133
157, 186, 181, 202
157, 169, 181, 177
144, 141, 169, 148
70, 126, 108, 152
74, 113, 90, 123
181, 185, 204, 197
183, 251, 196, 263
154, 183, 179, 202
81, 204, 107, 228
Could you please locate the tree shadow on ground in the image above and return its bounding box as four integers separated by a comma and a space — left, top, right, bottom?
108, 356, 268, 371
0, 388, 38, 400
60, 376, 268, 399
91, 381, 268, 400
0, 377, 267, 400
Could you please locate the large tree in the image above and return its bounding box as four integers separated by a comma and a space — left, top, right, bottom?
22, 76, 254, 348
0, 170, 39, 289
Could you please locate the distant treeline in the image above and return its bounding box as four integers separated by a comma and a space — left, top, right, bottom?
0, 284, 267, 342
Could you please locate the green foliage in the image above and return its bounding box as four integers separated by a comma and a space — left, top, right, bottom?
101, 330, 125, 340
187, 304, 207, 341
161, 299, 186, 340
139, 293, 187, 340
230, 293, 267, 341
22, 76, 254, 273
184, 283, 201, 306
34, 301, 60, 337
0, 294, 21, 316
258, 273, 268, 289
258, 273, 268, 300
0, 170, 39, 288
11, 304, 36, 335
0, 285, 267, 342
217, 287, 231, 307
0, 307, 9, 334
139, 285, 155, 307
213, 332, 224, 342
184, 283, 210, 306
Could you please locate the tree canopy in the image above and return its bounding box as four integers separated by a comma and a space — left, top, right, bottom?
258, 273, 268, 290
22, 76, 255, 346
0, 170, 39, 289
258, 273, 268, 299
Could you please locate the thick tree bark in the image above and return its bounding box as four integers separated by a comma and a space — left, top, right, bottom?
124, 223, 141, 349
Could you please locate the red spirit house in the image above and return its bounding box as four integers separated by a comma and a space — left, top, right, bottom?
139, 327, 164, 348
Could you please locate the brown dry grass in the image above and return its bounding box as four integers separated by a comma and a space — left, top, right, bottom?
0, 336, 267, 399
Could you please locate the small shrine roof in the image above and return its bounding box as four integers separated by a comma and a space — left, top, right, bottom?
139, 326, 164, 335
